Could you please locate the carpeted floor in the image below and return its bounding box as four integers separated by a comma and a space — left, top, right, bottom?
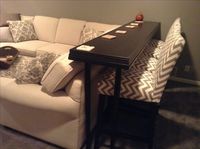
0, 84, 200, 149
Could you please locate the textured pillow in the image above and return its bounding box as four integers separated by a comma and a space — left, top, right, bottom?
8, 20, 38, 42
15, 57, 44, 84
36, 51, 59, 72
80, 27, 104, 44
14, 52, 58, 84
0, 27, 13, 42
0, 13, 20, 27
41, 53, 84, 93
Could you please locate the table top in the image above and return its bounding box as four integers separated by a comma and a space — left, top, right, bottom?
69, 21, 160, 69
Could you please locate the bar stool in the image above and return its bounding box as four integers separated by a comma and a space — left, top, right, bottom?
94, 18, 185, 149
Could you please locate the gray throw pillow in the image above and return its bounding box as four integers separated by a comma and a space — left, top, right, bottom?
0, 13, 20, 27
36, 51, 59, 72
8, 20, 38, 42
0, 27, 13, 42
15, 52, 58, 84
15, 57, 44, 84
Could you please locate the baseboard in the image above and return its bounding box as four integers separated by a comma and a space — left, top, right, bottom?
170, 76, 200, 86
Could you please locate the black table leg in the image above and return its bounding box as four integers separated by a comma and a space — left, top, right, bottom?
85, 63, 92, 149
110, 68, 122, 149
94, 95, 106, 149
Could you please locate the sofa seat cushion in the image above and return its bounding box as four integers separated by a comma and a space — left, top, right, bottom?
0, 40, 52, 57
33, 16, 59, 42
37, 43, 74, 55
55, 18, 86, 45
0, 77, 79, 118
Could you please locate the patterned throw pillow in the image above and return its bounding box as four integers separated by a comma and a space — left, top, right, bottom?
15, 57, 44, 84
80, 27, 104, 44
0, 52, 58, 84
8, 20, 38, 42
15, 52, 58, 84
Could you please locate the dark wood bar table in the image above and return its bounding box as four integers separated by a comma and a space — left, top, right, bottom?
69, 21, 160, 149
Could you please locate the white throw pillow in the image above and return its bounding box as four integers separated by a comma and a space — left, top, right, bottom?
41, 53, 84, 93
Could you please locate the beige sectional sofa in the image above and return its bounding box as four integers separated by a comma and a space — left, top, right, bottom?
0, 15, 119, 149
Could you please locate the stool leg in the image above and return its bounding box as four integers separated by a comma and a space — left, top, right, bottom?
148, 105, 159, 149
94, 95, 106, 149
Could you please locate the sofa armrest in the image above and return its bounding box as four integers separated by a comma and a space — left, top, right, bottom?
65, 65, 104, 103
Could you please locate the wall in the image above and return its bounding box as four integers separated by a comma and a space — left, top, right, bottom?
1, 0, 200, 84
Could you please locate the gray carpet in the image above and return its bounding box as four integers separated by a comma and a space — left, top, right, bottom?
0, 86, 200, 149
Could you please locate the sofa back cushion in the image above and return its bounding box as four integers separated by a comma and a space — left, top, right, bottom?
55, 18, 86, 45
33, 16, 59, 42
21, 15, 35, 22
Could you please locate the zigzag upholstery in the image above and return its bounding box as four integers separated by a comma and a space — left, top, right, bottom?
98, 67, 157, 102
141, 39, 165, 59
98, 18, 185, 103
153, 34, 185, 100
165, 18, 181, 43
131, 39, 165, 73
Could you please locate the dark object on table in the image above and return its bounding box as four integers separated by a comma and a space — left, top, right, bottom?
0, 46, 19, 69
